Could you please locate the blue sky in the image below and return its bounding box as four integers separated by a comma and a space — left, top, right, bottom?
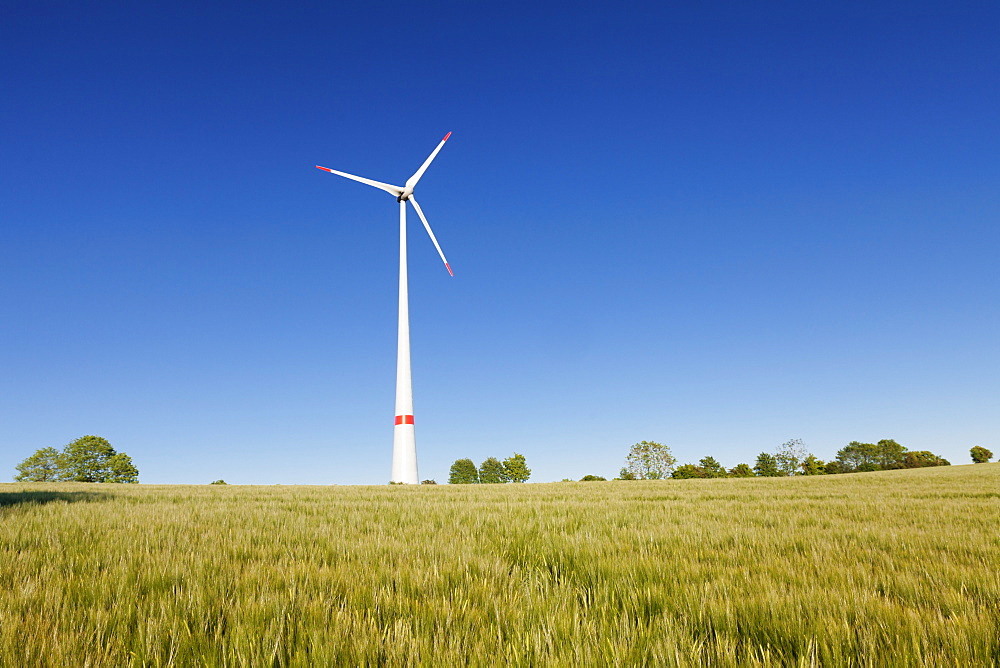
2, 2, 997, 483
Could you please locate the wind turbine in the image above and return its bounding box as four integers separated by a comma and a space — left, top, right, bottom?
316, 132, 453, 484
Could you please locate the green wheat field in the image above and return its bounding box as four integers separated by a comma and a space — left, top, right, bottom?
2, 464, 998, 666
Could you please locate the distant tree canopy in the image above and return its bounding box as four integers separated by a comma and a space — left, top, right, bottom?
970, 446, 993, 464
478, 457, 507, 484
15, 436, 138, 483
902, 451, 950, 468
728, 463, 754, 478
609, 438, 951, 483
448, 458, 479, 484
580, 474, 606, 481
800, 454, 826, 476
621, 441, 676, 480
503, 453, 531, 483
448, 454, 531, 484
775, 439, 807, 476
671, 463, 703, 479
753, 452, 781, 477
835, 439, 947, 473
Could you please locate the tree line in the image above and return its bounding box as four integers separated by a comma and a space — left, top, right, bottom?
613, 439, 990, 481
449, 453, 531, 484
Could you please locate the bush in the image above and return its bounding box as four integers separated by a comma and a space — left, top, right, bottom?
210, 480, 228, 485
580, 475, 606, 481
421, 479, 437, 485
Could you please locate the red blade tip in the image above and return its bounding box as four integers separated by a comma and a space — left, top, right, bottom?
316, 165, 332, 172
445, 263, 454, 277
442, 132, 452, 142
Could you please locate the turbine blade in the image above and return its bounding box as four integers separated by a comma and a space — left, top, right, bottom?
316, 166, 404, 197
404, 132, 452, 190
409, 196, 453, 276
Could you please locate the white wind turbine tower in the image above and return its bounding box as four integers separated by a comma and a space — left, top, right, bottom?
316, 132, 454, 484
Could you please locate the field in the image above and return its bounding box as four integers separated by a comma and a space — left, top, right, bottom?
2, 465, 998, 666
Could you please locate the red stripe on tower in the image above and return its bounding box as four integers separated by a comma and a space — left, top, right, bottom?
394, 415, 414, 425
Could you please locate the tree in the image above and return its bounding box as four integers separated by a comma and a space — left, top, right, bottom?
421, 479, 437, 485
622, 441, 676, 480
448, 458, 479, 484
799, 454, 827, 475
970, 446, 993, 464
728, 463, 753, 478
671, 463, 704, 479
580, 475, 606, 481
502, 453, 531, 483
105, 453, 139, 483
699, 456, 728, 478
14, 436, 138, 483
478, 457, 507, 484
210, 479, 228, 485
902, 451, 950, 468
775, 439, 807, 476
875, 439, 906, 470
836, 441, 879, 473
14, 447, 62, 482
753, 452, 781, 477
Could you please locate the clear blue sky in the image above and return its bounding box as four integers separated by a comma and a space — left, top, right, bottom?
2, 2, 997, 483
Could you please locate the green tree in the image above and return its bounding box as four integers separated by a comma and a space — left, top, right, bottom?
875, 439, 907, 470
106, 453, 139, 483
799, 454, 827, 475
622, 441, 676, 480
14, 447, 62, 482
478, 457, 507, 484
15, 436, 138, 483
836, 441, 879, 473
580, 475, 606, 481
824, 460, 843, 474
699, 456, 728, 478
970, 446, 993, 464
753, 452, 781, 477
502, 453, 531, 483
902, 451, 950, 468
448, 458, 479, 484
616, 469, 637, 480
671, 463, 704, 479
775, 439, 806, 476
728, 463, 754, 477
210, 479, 228, 485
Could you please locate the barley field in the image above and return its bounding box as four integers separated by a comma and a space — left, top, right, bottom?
2, 464, 998, 666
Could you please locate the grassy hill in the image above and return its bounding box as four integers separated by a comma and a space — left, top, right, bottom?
2, 464, 998, 666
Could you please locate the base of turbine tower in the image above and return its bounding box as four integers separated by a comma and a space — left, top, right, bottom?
391, 420, 419, 484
